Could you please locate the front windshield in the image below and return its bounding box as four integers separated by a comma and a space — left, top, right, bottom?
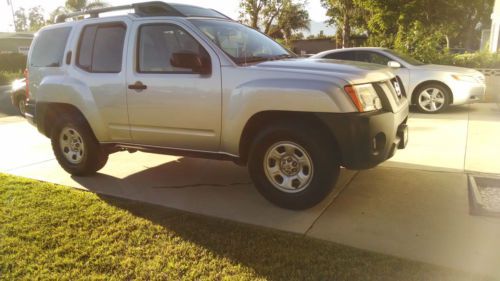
384, 49, 426, 66
189, 19, 294, 64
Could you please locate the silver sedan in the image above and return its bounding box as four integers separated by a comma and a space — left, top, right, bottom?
311, 47, 486, 113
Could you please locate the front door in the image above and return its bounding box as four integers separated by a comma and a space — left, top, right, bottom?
126, 21, 222, 151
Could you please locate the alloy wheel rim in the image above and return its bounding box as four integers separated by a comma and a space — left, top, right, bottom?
263, 141, 314, 193
418, 88, 445, 112
59, 127, 85, 164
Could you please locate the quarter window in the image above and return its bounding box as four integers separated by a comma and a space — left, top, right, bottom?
137, 24, 209, 73
77, 23, 126, 73
30, 27, 72, 67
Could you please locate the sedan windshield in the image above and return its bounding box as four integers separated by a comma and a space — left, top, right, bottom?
189, 19, 294, 64
385, 49, 426, 66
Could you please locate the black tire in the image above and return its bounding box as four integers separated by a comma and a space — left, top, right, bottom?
414, 83, 451, 113
15, 94, 27, 117
248, 121, 340, 210
51, 116, 108, 176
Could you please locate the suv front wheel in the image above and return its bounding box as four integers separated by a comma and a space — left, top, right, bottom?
248, 122, 340, 210
51, 117, 108, 176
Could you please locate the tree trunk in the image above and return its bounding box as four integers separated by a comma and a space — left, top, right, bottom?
342, 14, 351, 48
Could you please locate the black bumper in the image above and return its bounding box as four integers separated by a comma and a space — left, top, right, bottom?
315, 107, 409, 170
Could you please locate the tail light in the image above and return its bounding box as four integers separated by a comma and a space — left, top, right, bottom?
24, 68, 30, 100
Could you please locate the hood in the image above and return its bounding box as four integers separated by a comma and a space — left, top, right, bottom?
414, 64, 480, 75
251, 58, 395, 84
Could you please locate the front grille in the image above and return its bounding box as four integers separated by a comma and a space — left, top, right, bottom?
373, 76, 406, 111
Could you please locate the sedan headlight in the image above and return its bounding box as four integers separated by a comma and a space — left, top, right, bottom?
344, 84, 382, 112
451, 74, 482, 84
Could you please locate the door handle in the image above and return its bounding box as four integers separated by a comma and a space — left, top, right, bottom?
128, 81, 147, 91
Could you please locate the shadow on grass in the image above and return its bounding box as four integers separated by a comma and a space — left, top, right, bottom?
93, 192, 486, 281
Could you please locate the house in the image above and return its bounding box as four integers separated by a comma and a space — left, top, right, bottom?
0, 32, 34, 55
490, 0, 500, 52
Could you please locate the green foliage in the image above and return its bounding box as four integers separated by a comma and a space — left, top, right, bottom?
0, 71, 23, 85
321, 0, 367, 47
14, 6, 46, 32
238, 0, 310, 42
0, 174, 489, 280
353, 0, 494, 51
65, 0, 108, 12
0, 53, 27, 73
393, 21, 450, 63
449, 52, 500, 69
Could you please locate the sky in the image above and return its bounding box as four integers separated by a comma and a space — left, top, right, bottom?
0, 0, 331, 33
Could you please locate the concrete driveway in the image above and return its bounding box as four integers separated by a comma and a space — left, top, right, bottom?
1, 98, 499, 277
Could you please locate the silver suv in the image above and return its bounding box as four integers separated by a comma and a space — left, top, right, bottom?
25, 2, 409, 209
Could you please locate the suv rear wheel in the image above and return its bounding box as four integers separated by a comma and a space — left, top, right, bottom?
248, 121, 340, 210
15, 95, 27, 117
51, 117, 108, 176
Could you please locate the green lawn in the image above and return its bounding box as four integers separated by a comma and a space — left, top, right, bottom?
0, 174, 492, 281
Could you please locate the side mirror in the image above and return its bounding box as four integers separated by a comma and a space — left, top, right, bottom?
387, 61, 402, 68
170, 52, 211, 75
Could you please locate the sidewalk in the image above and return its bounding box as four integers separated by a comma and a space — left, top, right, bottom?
0, 103, 499, 277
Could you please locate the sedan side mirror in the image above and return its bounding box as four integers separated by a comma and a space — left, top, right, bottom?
387, 61, 402, 68
171, 52, 211, 75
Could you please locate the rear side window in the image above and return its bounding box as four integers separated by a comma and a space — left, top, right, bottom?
324, 52, 355, 61
77, 23, 126, 73
30, 27, 72, 67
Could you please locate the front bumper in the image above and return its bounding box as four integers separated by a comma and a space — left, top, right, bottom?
315, 106, 409, 170
450, 82, 486, 105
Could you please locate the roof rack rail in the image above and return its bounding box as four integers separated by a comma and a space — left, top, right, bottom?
56, 1, 185, 23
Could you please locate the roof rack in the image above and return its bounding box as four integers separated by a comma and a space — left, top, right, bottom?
55, 1, 230, 23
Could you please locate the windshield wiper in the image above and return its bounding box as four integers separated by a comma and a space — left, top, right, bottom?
238, 56, 270, 64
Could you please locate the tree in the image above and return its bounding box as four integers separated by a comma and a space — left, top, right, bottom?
355, 0, 494, 52
65, 0, 108, 12
14, 7, 46, 32
14, 8, 28, 32
238, 0, 310, 42
28, 6, 46, 31
321, 0, 367, 47
239, 0, 268, 29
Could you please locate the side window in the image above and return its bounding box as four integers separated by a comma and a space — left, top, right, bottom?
30, 27, 72, 67
356, 51, 391, 65
137, 24, 209, 73
77, 23, 126, 73
324, 52, 355, 61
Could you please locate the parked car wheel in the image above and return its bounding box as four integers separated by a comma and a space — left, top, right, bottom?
414, 83, 450, 113
51, 117, 108, 176
248, 122, 340, 210
15, 95, 27, 117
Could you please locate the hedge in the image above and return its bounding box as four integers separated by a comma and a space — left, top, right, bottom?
0, 53, 27, 73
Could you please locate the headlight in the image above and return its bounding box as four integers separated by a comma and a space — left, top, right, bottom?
344, 84, 382, 112
451, 74, 481, 84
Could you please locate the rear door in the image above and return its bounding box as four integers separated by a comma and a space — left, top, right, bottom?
125, 21, 222, 151
68, 20, 130, 142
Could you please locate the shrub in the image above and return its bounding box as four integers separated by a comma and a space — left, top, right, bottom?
448, 52, 500, 69
0, 71, 22, 85
0, 53, 27, 73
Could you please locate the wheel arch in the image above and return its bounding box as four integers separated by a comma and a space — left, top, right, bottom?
37, 102, 96, 140
238, 110, 341, 165
411, 80, 453, 105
